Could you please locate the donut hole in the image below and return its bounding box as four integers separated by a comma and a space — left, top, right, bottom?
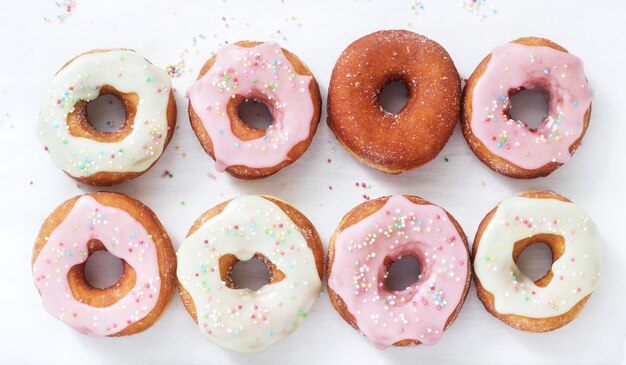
515, 243, 553, 282
84, 250, 125, 289
508, 89, 549, 130
238, 98, 273, 130
86, 94, 127, 132
230, 258, 271, 291
66, 240, 136, 307
378, 80, 410, 114
219, 253, 287, 291
384, 255, 422, 291
513, 234, 564, 287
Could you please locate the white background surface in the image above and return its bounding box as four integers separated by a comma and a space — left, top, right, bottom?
0, 1, 624, 364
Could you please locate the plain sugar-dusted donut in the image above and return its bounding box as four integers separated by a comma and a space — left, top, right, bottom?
38, 49, 177, 186
327, 30, 461, 174
326, 195, 470, 349
462, 37, 593, 178
32, 192, 177, 336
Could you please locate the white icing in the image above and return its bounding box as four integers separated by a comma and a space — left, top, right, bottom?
474, 196, 601, 318
38, 50, 172, 177
176, 196, 321, 353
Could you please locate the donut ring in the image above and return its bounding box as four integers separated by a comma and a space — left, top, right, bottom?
472, 191, 601, 332
188, 41, 322, 179
32, 192, 177, 336
327, 30, 461, 174
462, 37, 593, 178
326, 195, 470, 349
38, 49, 177, 186
176, 195, 324, 352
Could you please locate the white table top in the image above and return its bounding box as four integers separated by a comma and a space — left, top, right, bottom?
1, 0, 624, 363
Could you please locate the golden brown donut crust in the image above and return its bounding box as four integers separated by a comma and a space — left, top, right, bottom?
188, 41, 322, 179
325, 195, 471, 346
471, 190, 592, 332
32, 192, 177, 336
178, 196, 325, 323
327, 30, 461, 174
461, 37, 592, 179
61, 49, 177, 186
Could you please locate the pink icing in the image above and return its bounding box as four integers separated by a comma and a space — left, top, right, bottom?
32, 195, 161, 336
188, 42, 314, 172
469, 42, 593, 169
328, 196, 469, 349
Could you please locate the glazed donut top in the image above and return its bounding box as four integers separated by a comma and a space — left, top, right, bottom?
32, 195, 162, 336
188, 42, 314, 172
474, 196, 601, 317
469, 42, 593, 169
328, 196, 469, 349
38, 50, 172, 178
177, 196, 322, 353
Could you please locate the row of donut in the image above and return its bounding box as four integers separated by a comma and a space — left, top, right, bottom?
32, 190, 601, 353
38, 30, 593, 185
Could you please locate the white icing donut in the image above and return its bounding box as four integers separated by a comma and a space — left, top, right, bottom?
474, 195, 601, 318
38, 49, 173, 179
176, 196, 322, 353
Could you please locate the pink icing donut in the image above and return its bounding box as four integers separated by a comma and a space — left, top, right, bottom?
32, 192, 177, 336
188, 41, 322, 179
327, 195, 470, 349
462, 37, 593, 178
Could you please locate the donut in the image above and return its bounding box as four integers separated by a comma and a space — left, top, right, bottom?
472, 191, 601, 332
176, 195, 324, 352
326, 195, 470, 349
188, 41, 322, 179
327, 30, 461, 174
38, 49, 177, 186
32, 192, 177, 336
462, 37, 593, 178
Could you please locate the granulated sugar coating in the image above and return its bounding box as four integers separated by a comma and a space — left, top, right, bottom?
327, 30, 461, 174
